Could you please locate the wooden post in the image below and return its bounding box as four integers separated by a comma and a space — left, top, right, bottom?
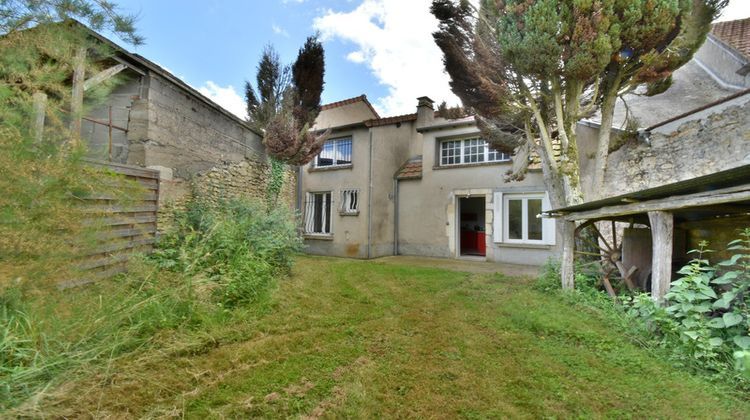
69, 46, 87, 143
32, 91, 47, 143
648, 211, 673, 304
560, 220, 576, 289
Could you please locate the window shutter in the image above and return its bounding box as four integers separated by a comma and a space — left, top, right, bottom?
542, 192, 556, 245
493, 192, 503, 243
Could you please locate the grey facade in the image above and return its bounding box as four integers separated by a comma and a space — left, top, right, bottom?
300, 96, 558, 265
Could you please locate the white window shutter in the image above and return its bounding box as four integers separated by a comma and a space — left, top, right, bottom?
542, 192, 556, 245
493, 192, 503, 243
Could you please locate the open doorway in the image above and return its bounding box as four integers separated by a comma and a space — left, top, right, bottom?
459, 196, 486, 257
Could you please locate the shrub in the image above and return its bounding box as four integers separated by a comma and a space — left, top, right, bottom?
626, 230, 750, 383
151, 198, 302, 307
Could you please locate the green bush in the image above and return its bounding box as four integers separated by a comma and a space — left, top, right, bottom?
151, 198, 302, 307
626, 229, 750, 383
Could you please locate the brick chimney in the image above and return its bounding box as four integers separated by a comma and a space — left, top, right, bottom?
416, 96, 434, 127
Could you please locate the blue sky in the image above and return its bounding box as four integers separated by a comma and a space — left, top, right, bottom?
106, 0, 750, 119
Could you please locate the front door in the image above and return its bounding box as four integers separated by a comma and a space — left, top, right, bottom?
459, 196, 486, 257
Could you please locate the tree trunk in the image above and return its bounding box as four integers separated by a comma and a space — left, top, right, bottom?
560, 220, 576, 289
590, 72, 623, 200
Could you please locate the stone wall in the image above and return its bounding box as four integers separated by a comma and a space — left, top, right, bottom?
601, 100, 750, 197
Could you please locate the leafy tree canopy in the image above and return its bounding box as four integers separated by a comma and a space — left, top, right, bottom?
245, 35, 328, 166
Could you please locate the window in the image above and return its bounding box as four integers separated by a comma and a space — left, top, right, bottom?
493, 192, 555, 245
315, 137, 352, 167
340, 189, 359, 215
304, 192, 332, 235
440, 137, 510, 166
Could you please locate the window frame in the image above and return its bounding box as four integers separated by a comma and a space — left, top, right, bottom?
314, 136, 353, 168
340, 189, 360, 215
502, 193, 546, 244
439, 137, 510, 166
304, 191, 333, 236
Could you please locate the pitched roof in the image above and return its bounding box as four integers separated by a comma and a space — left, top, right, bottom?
67, 21, 263, 136
365, 113, 417, 127
711, 17, 750, 60
395, 156, 423, 180
320, 94, 380, 118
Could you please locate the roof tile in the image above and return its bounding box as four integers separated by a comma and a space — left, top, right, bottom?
711, 17, 750, 60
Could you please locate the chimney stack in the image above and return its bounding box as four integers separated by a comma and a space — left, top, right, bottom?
416, 96, 434, 127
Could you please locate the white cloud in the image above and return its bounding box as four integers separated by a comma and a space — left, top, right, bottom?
197, 81, 247, 120
272, 24, 290, 37
313, 0, 460, 116
715, 0, 750, 22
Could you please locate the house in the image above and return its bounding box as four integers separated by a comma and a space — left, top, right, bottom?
301, 18, 750, 271
300, 96, 558, 265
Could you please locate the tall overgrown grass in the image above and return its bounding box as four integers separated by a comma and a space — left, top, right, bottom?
1, 199, 302, 413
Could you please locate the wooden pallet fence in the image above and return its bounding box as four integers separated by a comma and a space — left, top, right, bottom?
60, 160, 160, 289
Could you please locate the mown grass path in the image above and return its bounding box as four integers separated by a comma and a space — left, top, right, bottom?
46, 256, 749, 418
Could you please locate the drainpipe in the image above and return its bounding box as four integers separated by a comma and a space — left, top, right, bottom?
393, 177, 399, 255
296, 165, 303, 212
367, 131, 373, 259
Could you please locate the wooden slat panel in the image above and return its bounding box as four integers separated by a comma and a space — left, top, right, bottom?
85, 237, 156, 256
68, 160, 161, 287
82, 204, 159, 214
77, 192, 159, 201
83, 214, 157, 227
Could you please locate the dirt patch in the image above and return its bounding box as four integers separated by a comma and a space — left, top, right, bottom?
283, 378, 315, 398
374, 255, 540, 277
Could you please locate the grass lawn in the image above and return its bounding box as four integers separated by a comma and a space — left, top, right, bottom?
37, 256, 749, 418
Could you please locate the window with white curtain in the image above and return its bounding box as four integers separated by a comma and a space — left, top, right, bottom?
304, 192, 332, 235
315, 137, 352, 167
440, 137, 510, 166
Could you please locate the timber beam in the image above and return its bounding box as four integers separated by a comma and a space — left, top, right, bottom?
560, 185, 750, 222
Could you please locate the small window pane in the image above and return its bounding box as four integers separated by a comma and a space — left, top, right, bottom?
441, 140, 461, 165
527, 199, 543, 240
317, 141, 335, 167
464, 138, 484, 163
507, 199, 523, 240
336, 138, 352, 165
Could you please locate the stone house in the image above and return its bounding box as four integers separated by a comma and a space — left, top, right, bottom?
74, 23, 291, 220
300, 96, 558, 265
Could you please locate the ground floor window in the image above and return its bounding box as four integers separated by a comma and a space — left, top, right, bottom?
494, 192, 554, 245
304, 192, 332, 234
340, 189, 359, 215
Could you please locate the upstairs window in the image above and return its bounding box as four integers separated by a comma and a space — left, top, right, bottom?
315, 137, 352, 167
440, 137, 510, 166
304, 192, 332, 235
340, 189, 359, 215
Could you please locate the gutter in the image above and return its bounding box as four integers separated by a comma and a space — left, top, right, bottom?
393, 177, 399, 256
367, 130, 373, 259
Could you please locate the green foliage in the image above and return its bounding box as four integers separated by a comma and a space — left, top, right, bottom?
0, 260, 208, 410
151, 198, 302, 307
266, 158, 286, 208
626, 230, 750, 384
246, 36, 328, 166
0, 21, 141, 291
0, 0, 143, 45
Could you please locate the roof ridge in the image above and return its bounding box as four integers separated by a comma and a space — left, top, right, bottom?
320, 94, 380, 118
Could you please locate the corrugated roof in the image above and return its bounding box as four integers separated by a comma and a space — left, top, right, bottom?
395, 156, 423, 180
712, 17, 750, 60
551, 164, 750, 215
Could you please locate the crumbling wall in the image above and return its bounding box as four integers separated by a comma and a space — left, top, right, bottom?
602, 101, 750, 197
